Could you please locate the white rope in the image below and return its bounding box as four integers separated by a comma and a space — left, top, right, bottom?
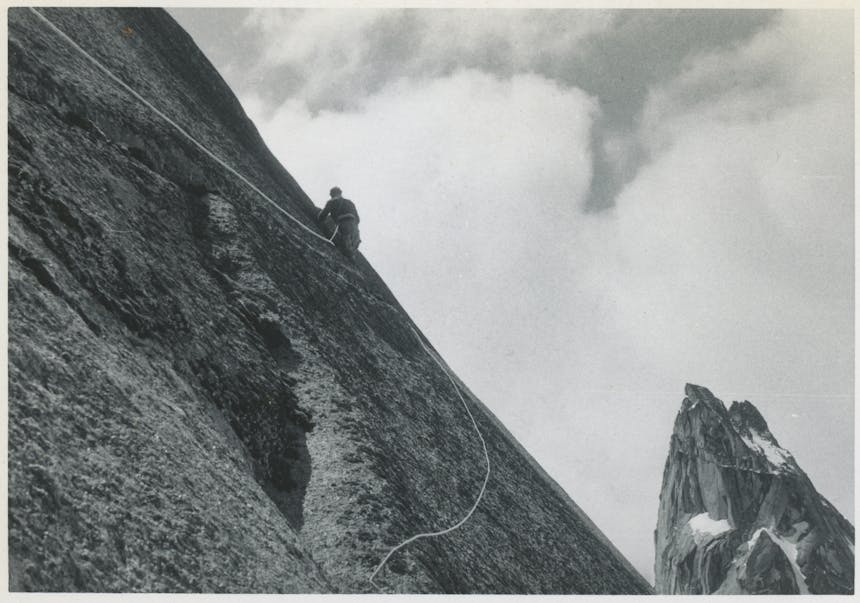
27, 7, 491, 590
26, 8, 367, 295
369, 326, 491, 589
27, 7, 334, 248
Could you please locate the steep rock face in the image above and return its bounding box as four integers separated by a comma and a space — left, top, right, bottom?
8, 8, 652, 594
655, 384, 854, 594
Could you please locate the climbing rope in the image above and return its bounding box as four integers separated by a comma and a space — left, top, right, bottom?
27, 7, 491, 590
26, 7, 333, 249
369, 326, 491, 588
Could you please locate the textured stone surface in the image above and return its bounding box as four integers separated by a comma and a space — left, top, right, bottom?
8, 7, 652, 594
738, 531, 799, 594
655, 384, 854, 594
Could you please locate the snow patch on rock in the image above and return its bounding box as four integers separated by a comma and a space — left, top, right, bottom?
740, 428, 793, 469
688, 512, 732, 545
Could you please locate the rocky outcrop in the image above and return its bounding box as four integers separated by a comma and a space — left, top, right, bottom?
655, 384, 854, 594
8, 7, 652, 594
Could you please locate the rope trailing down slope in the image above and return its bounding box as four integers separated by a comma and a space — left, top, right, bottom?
369, 327, 491, 589
27, 7, 334, 248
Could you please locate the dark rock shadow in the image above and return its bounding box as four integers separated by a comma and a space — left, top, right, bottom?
222, 390, 312, 532
258, 422, 311, 531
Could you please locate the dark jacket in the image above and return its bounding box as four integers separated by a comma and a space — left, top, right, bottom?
318, 197, 359, 224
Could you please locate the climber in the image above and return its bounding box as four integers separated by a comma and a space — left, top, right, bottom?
317, 186, 361, 261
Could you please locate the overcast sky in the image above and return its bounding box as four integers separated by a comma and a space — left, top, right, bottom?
169, 8, 854, 583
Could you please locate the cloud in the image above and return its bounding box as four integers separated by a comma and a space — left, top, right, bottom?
590, 99, 852, 390
639, 11, 853, 153
242, 67, 596, 274
241, 8, 613, 113
572, 10, 854, 390
174, 8, 778, 212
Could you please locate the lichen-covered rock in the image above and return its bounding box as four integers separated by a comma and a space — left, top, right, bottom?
8, 7, 652, 594
655, 384, 854, 594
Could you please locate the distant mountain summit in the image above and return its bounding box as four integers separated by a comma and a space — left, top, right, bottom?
655, 384, 854, 594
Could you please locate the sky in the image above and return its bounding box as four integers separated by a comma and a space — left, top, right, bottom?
168, 7, 854, 583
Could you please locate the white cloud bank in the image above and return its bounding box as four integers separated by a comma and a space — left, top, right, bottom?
243, 8, 614, 111
241, 70, 598, 354
590, 10, 853, 395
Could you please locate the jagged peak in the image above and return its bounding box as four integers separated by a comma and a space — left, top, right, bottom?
675, 385, 797, 474
682, 383, 726, 412
654, 383, 854, 595
658, 386, 852, 595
